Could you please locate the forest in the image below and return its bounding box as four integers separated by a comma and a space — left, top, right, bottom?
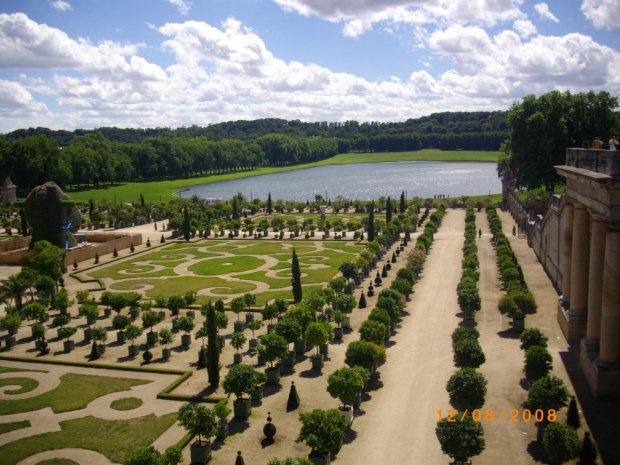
0, 111, 508, 194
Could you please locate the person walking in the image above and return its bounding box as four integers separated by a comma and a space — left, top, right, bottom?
610, 136, 619, 151
478, 228, 482, 239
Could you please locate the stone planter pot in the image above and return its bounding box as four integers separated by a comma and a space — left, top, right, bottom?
234, 321, 244, 333
130, 308, 139, 319
217, 420, 229, 440
283, 350, 296, 366
233, 399, 252, 418
128, 345, 139, 357
245, 313, 254, 323
35, 339, 46, 350
162, 348, 171, 359
234, 353, 242, 364
217, 335, 225, 349
319, 344, 329, 357
308, 451, 330, 465
186, 310, 195, 319
294, 340, 307, 354
181, 334, 191, 346
104, 308, 112, 317
266, 366, 281, 384
249, 338, 259, 351
63, 340, 75, 352
512, 318, 525, 332
342, 316, 351, 329
98, 344, 106, 355
311, 354, 324, 369
83, 328, 92, 342
334, 328, 343, 340
5, 335, 16, 347
267, 324, 275, 334
252, 385, 263, 400
190, 440, 212, 465
117, 331, 126, 343
339, 405, 354, 427
146, 331, 158, 346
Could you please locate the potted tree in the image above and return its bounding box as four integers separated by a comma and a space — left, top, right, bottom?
498, 291, 538, 332
332, 310, 345, 340
176, 316, 195, 347
112, 314, 131, 343
305, 322, 330, 369
195, 327, 209, 367
159, 327, 175, 359
60, 326, 78, 352
31, 322, 46, 350
435, 411, 485, 464
79, 300, 99, 342
258, 332, 289, 383
213, 400, 232, 440
344, 341, 379, 374
108, 293, 127, 316
446, 368, 488, 411
358, 319, 386, 346
231, 332, 247, 364
247, 319, 263, 351
326, 366, 368, 425
542, 423, 581, 465
92, 325, 108, 355
230, 296, 245, 333
222, 364, 266, 419
126, 292, 141, 319
178, 403, 218, 465
523, 346, 553, 383
243, 293, 256, 323
215, 311, 228, 349
262, 303, 279, 333
125, 324, 143, 357
52, 313, 71, 339
296, 408, 348, 465
142, 310, 164, 346
167, 295, 185, 320
334, 294, 356, 329
274, 318, 302, 366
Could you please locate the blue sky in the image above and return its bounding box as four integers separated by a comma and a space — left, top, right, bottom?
0, 0, 618, 132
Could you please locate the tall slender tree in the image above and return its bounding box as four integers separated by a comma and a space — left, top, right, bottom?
267, 192, 272, 215
205, 301, 220, 386
291, 248, 303, 303
367, 201, 375, 242
182, 206, 190, 241
232, 196, 239, 220
400, 191, 406, 214
386, 196, 392, 224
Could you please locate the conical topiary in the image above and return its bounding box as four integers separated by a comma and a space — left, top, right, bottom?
358, 291, 367, 309
287, 381, 300, 411
235, 450, 245, 465
89, 340, 99, 360
566, 396, 580, 429
579, 432, 598, 465
381, 265, 387, 278
113, 247, 118, 258
130, 243, 135, 253
391, 252, 396, 263
161, 234, 165, 243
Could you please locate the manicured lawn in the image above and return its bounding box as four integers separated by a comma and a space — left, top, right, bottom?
110, 397, 143, 411
0, 373, 151, 415
0, 366, 48, 374
0, 420, 30, 435
68, 150, 499, 203
0, 377, 39, 395
188, 256, 266, 275
36, 460, 78, 465
110, 276, 256, 297
0, 413, 178, 465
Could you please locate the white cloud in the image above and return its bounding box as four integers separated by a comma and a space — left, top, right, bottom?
166, 0, 192, 15
534, 3, 559, 23
581, 0, 620, 30
513, 19, 536, 38
272, 0, 525, 36
48, 1, 73, 12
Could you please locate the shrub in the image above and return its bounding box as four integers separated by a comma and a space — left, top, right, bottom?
528, 376, 570, 413
222, 364, 266, 400
274, 318, 302, 348
345, 340, 379, 371
231, 332, 247, 353
436, 412, 485, 460
178, 403, 217, 444
258, 332, 289, 367
519, 328, 548, 351
112, 314, 131, 331
446, 368, 488, 411
542, 423, 581, 465
451, 327, 480, 345
524, 346, 553, 381
326, 366, 367, 407
296, 409, 348, 456
368, 307, 391, 330
358, 320, 386, 346
453, 339, 486, 368
305, 321, 330, 357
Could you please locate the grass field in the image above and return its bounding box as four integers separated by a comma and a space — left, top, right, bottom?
67, 149, 499, 203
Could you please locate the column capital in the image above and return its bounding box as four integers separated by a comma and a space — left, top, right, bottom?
604, 218, 620, 234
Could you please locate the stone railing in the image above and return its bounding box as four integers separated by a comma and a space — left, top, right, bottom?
565, 148, 620, 177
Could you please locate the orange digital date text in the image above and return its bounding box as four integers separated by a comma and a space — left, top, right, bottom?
437, 409, 556, 422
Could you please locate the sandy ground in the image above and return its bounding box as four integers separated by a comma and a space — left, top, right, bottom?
0, 211, 615, 465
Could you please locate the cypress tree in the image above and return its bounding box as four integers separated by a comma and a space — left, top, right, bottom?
206, 302, 220, 386
140, 193, 145, 208
367, 201, 375, 242
566, 396, 580, 429
291, 248, 303, 303
183, 206, 190, 241
579, 432, 598, 465
232, 196, 239, 220
89, 340, 99, 360
267, 192, 272, 214
400, 191, 406, 214
386, 196, 392, 224
287, 381, 300, 411
358, 291, 367, 309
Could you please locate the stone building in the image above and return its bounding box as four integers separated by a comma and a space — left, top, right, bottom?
504, 149, 619, 398
0, 177, 17, 203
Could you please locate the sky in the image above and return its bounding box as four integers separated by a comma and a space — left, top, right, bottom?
0, 0, 618, 133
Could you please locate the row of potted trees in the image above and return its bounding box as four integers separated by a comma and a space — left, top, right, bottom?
456, 205, 481, 322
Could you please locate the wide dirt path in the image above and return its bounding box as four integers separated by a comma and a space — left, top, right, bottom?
336, 209, 465, 464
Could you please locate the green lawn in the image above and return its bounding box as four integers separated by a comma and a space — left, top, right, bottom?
110, 397, 143, 411
68, 149, 499, 203
0, 373, 151, 415
110, 276, 256, 297
35, 460, 78, 465
0, 420, 30, 435
188, 256, 266, 275
0, 366, 48, 374
0, 413, 178, 465
0, 377, 39, 395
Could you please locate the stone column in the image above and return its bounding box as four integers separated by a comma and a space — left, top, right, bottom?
566, 202, 589, 339
583, 214, 606, 352
560, 202, 574, 305
598, 222, 620, 365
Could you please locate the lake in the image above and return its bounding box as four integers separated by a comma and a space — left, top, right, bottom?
179, 161, 501, 202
